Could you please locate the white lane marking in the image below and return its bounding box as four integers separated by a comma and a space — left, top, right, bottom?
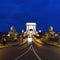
31, 45, 41, 60
14, 45, 31, 60
14, 45, 42, 60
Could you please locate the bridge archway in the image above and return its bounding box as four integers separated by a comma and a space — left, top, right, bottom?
26, 23, 36, 35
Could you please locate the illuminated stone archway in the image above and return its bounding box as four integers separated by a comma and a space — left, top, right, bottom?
26, 23, 36, 35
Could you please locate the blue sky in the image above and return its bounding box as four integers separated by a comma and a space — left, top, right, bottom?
0, 0, 60, 32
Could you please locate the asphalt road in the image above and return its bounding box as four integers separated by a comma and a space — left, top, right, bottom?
0, 39, 60, 60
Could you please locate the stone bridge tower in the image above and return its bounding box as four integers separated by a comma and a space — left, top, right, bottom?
26, 23, 36, 35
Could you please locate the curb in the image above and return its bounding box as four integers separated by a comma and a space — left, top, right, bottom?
0, 45, 8, 49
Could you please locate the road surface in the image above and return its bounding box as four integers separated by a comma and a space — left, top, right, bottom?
0, 38, 60, 60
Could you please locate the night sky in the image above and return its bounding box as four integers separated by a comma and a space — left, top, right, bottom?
0, 0, 60, 33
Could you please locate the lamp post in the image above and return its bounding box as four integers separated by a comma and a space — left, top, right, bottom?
2, 34, 6, 46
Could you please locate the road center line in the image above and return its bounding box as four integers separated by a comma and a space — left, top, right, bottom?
14, 45, 42, 60
14, 45, 31, 60
31, 45, 41, 60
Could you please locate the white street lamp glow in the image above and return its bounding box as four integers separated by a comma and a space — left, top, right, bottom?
27, 37, 32, 43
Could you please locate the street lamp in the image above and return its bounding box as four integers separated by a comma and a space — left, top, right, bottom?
27, 34, 32, 44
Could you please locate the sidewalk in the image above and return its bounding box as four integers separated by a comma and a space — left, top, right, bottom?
0, 42, 20, 49
0, 44, 7, 48
41, 38, 60, 48
0, 39, 27, 49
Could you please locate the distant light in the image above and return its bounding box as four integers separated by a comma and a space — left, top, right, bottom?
55, 34, 58, 36
7, 34, 10, 37
27, 37, 32, 43
14, 37, 17, 40
39, 30, 41, 32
